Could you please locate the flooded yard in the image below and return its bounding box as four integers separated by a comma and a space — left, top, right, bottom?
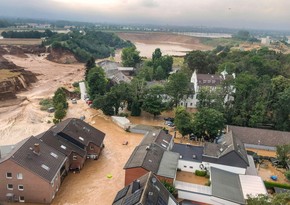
176, 171, 209, 186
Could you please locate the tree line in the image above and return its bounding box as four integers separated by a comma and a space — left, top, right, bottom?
43, 29, 133, 62
1, 29, 56, 38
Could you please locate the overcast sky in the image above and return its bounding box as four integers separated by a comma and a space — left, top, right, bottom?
1, 0, 290, 30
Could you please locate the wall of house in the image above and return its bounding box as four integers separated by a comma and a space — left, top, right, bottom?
0, 160, 59, 204
177, 160, 201, 172
69, 152, 85, 170
209, 163, 246, 175
157, 175, 174, 185
177, 190, 240, 205
86, 142, 102, 160
125, 168, 148, 186
177, 160, 246, 175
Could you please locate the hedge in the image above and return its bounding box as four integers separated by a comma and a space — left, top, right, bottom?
264, 181, 290, 189
195, 170, 207, 177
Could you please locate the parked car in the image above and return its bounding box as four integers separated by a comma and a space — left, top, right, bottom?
47, 107, 55, 113
165, 121, 175, 127
164, 117, 174, 122
72, 99, 77, 104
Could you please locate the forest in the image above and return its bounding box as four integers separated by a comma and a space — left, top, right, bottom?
43, 29, 133, 62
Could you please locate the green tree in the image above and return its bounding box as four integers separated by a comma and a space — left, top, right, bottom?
152, 48, 162, 62
192, 108, 225, 141
52, 88, 67, 109
107, 82, 131, 115
85, 56, 96, 80
87, 66, 108, 99
154, 65, 166, 80
285, 170, 290, 181
273, 87, 290, 131
165, 71, 190, 107
174, 106, 193, 137
54, 103, 67, 122
142, 85, 166, 117
276, 144, 290, 168
121, 46, 141, 67
131, 99, 142, 116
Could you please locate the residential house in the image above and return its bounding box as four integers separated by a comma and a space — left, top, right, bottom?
172, 131, 250, 174
117, 67, 135, 76
0, 136, 67, 204
180, 70, 235, 108
50, 118, 105, 160
113, 172, 179, 205
228, 125, 290, 151
124, 143, 179, 186
139, 129, 174, 151
176, 167, 267, 205
36, 130, 87, 171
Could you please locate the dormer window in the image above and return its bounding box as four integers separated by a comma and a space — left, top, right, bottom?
79, 137, 84, 141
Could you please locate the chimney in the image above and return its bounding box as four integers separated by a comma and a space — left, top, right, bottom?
132, 180, 140, 193
33, 143, 40, 155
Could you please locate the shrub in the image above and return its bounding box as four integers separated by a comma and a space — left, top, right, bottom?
264, 181, 290, 189
205, 180, 211, 186
195, 170, 207, 177
285, 171, 290, 181
39, 98, 53, 111
72, 81, 80, 88
118, 112, 129, 117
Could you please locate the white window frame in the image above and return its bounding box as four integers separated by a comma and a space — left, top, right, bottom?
7, 184, 13, 190
18, 185, 24, 191
90, 145, 94, 150
73, 155, 77, 160
19, 196, 25, 202
17, 173, 23, 180
6, 172, 12, 179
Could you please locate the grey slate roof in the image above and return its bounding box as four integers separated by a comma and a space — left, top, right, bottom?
196, 74, 224, 86
10, 136, 66, 182
203, 131, 249, 166
36, 130, 87, 158
124, 144, 164, 174
140, 129, 173, 150
211, 167, 245, 204
124, 143, 179, 179
172, 144, 203, 163
51, 118, 105, 147
228, 125, 290, 147
113, 172, 179, 205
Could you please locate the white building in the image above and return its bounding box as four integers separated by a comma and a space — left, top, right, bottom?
180, 70, 235, 108
261, 36, 271, 46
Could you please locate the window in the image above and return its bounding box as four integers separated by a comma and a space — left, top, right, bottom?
183, 165, 187, 168
7, 184, 13, 190
190, 166, 193, 169
190, 103, 193, 106
79, 136, 84, 141
19, 196, 25, 202
90, 146, 94, 150
6, 172, 12, 179
18, 185, 24, 191
41, 164, 50, 171
50, 152, 58, 158
60, 145, 67, 150
17, 173, 23, 180
73, 155, 77, 160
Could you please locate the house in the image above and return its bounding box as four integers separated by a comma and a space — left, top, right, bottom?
117, 67, 135, 76
176, 167, 267, 205
179, 70, 235, 108
50, 118, 105, 160
139, 129, 174, 151
0, 136, 67, 204
228, 125, 290, 151
36, 130, 87, 171
124, 143, 179, 186
113, 172, 179, 205
172, 131, 250, 174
